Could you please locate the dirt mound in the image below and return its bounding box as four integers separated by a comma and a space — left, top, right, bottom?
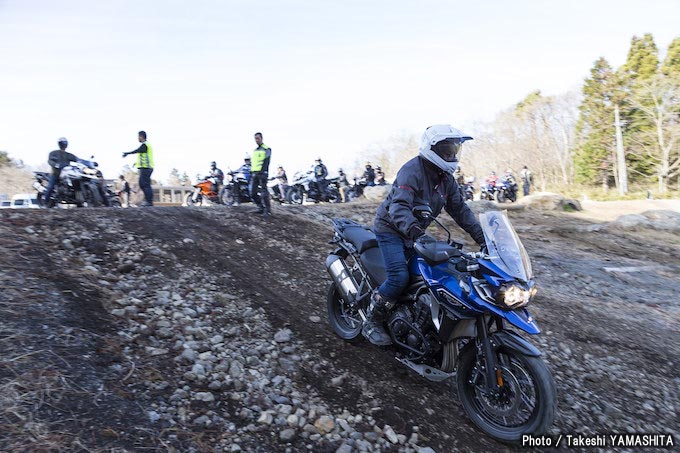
1, 204, 679, 451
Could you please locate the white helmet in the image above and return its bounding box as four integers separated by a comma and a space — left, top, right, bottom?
419, 124, 472, 173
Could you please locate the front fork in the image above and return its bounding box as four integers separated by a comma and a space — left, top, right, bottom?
476, 316, 504, 394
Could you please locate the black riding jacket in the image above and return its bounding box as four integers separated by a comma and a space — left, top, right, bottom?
374, 156, 484, 246
48, 149, 78, 171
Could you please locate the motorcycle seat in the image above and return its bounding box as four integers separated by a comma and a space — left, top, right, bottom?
342, 225, 378, 254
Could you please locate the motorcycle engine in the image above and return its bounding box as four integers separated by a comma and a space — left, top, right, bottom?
387, 304, 432, 360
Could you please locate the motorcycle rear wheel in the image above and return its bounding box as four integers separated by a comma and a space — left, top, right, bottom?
326, 282, 362, 341
456, 344, 556, 443
221, 188, 235, 206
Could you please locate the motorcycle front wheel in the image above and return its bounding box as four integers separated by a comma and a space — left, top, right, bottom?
326, 282, 362, 341
185, 192, 201, 206
456, 344, 556, 443
496, 190, 506, 203
286, 188, 304, 205
83, 184, 103, 207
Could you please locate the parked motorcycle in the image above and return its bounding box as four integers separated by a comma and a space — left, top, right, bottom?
222, 171, 252, 206
325, 208, 556, 442
33, 158, 106, 208
495, 178, 518, 203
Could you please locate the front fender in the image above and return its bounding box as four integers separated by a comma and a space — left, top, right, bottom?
490, 330, 541, 357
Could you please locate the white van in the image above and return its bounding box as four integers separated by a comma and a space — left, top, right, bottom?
11, 193, 40, 209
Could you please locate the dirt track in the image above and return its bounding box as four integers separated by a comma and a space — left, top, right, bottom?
1, 202, 679, 452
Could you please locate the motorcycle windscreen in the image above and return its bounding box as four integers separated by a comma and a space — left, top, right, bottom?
479, 210, 532, 282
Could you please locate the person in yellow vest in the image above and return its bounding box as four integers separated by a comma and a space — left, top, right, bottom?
122, 130, 154, 206
250, 132, 272, 217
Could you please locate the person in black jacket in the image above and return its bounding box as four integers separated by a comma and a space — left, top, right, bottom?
312, 158, 329, 199
362, 163, 376, 186
208, 161, 224, 195
363, 124, 486, 345
43, 137, 80, 207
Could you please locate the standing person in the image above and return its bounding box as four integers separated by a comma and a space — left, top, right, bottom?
337, 168, 350, 203
364, 124, 485, 345
313, 158, 329, 199
122, 131, 154, 206
520, 165, 532, 196
43, 137, 80, 207
117, 175, 132, 207
250, 132, 272, 216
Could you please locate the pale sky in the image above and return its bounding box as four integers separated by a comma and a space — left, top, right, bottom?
1, 0, 678, 181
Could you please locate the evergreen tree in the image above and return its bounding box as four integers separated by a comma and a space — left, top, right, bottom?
618, 33, 660, 181
573, 58, 616, 186
621, 34, 659, 81
660, 37, 680, 77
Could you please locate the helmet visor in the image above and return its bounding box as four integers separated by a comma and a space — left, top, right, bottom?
433, 138, 463, 162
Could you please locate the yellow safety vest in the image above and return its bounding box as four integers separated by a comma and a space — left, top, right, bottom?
251, 144, 269, 172
137, 142, 154, 168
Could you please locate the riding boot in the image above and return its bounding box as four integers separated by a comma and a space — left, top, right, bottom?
362, 292, 393, 346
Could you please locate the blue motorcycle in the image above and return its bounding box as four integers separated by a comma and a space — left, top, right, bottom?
325, 208, 556, 442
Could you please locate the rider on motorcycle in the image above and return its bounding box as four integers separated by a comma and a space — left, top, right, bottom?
44, 137, 80, 207
238, 156, 252, 182
208, 161, 224, 195
365, 124, 486, 345
362, 162, 376, 186
485, 171, 498, 187
374, 166, 386, 185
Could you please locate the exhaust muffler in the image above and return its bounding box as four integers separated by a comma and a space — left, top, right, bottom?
325, 254, 359, 302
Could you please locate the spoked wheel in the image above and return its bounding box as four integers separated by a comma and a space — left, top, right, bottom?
326, 282, 362, 341
456, 344, 556, 443
185, 192, 201, 206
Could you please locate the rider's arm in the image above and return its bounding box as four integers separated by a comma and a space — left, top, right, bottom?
445, 179, 485, 245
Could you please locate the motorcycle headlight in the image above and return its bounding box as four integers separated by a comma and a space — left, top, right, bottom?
497, 285, 536, 309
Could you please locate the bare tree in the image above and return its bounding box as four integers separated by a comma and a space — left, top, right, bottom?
465, 91, 580, 191
631, 75, 680, 192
